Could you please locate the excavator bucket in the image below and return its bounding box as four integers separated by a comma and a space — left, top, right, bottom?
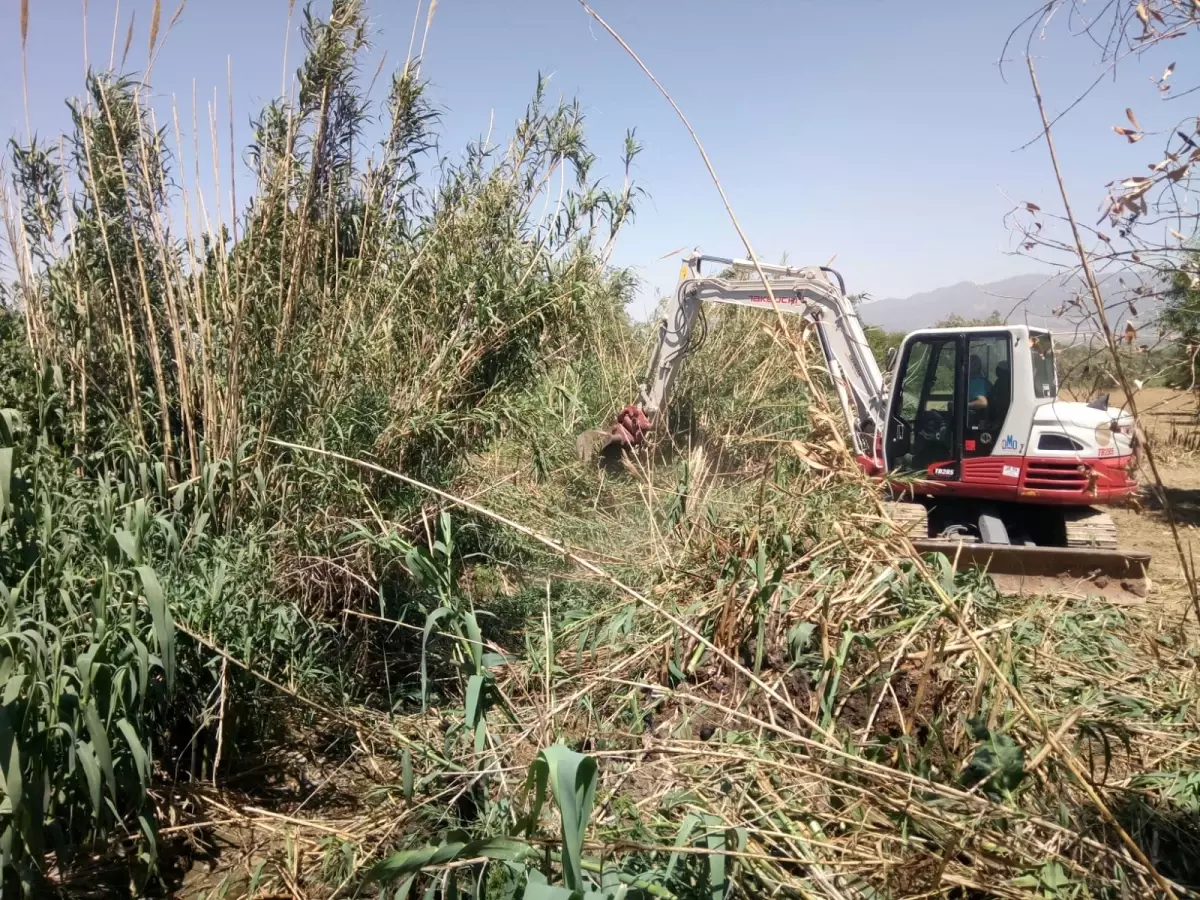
575, 404, 651, 463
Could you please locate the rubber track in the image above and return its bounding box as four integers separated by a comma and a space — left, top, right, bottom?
882, 501, 928, 537
1063, 507, 1119, 551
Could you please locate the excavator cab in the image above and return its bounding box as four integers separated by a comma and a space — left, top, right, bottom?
883, 327, 1030, 479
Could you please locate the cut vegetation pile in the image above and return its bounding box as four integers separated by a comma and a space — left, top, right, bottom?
1, 2, 1198, 897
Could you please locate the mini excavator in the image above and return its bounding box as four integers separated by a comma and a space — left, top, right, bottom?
581, 250, 1150, 581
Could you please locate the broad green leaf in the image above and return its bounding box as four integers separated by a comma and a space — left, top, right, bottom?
0, 409, 16, 445
666, 813, 700, 880
76, 741, 102, 819
130, 633, 149, 703
112, 529, 139, 564
465, 674, 486, 753
0, 447, 12, 517
463, 612, 484, 673
960, 720, 1025, 798
116, 718, 149, 792
787, 622, 816, 663
0, 708, 22, 814
2, 674, 27, 707
517, 745, 549, 838
536, 744, 598, 893
702, 815, 729, 900
83, 700, 117, 803
402, 749, 413, 800
135, 566, 175, 690
367, 834, 535, 882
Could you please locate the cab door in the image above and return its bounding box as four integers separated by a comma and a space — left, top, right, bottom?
884, 335, 962, 481
963, 333, 1013, 459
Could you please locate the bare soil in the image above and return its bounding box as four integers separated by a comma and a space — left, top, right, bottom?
1097, 387, 1200, 611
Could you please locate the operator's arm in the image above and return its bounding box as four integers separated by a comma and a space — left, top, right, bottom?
967, 377, 989, 410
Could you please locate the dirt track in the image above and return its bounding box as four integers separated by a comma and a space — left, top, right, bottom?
1106, 388, 1200, 602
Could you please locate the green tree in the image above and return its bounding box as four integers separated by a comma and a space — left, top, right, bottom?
934, 310, 1005, 328
1161, 250, 1200, 390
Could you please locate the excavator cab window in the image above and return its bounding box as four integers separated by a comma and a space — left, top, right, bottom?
887, 337, 959, 475
1029, 332, 1057, 399
965, 335, 1012, 457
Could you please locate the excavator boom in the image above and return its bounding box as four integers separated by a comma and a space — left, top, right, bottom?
609, 251, 887, 456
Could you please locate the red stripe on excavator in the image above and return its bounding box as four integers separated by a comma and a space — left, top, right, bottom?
874, 455, 1137, 505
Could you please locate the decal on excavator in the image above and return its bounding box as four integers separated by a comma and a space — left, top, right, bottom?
1001, 434, 1019, 451
748, 294, 802, 306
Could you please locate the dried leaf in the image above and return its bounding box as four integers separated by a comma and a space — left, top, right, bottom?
1135, 2, 1149, 25
1161, 62, 1175, 83
1122, 176, 1151, 187
168, 0, 188, 30
1150, 159, 1170, 171
1171, 229, 1187, 240
1098, 232, 1112, 243
1024, 201, 1041, 213
1113, 126, 1142, 143
121, 12, 135, 68
790, 442, 828, 471
1124, 322, 1137, 345
1132, 252, 1142, 262
1167, 164, 1190, 182
1178, 130, 1198, 150
148, 0, 161, 57
1126, 108, 1142, 131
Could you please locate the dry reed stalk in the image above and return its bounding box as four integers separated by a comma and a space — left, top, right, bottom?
1026, 55, 1200, 630
94, 83, 177, 475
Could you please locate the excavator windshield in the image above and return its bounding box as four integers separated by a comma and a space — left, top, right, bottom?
1029, 331, 1057, 400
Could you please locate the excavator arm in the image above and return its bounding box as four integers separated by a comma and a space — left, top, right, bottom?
586, 251, 889, 458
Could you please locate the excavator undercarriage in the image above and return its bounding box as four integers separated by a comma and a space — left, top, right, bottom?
883, 500, 1148, 584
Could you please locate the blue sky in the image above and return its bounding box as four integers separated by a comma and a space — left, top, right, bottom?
1, 1, 1182, 318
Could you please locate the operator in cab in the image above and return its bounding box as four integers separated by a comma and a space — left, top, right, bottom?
968, 355, 990, 411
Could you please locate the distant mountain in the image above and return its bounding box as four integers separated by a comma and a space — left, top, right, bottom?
857, 272, 1156, 341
